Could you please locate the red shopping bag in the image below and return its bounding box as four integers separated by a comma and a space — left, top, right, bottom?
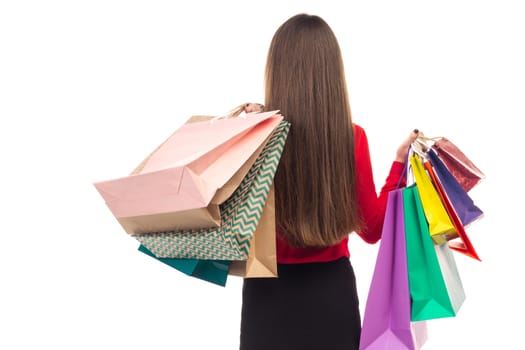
431, 137, 485, 192
424, 160, 481, 261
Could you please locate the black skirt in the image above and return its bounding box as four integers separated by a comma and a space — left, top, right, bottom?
239, 257, 361, 350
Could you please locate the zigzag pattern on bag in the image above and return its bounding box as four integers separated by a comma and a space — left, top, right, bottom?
223, 136, 285, 255
132, 121, 290, 260
147, 231, 235, 260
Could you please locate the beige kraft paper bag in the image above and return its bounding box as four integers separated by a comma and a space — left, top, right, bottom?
229, 187, 278, 278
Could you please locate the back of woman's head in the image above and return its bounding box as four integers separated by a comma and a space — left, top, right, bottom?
265, 14, 361, 247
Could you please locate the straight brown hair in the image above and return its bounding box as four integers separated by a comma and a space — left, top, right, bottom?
265, 14, 362, 247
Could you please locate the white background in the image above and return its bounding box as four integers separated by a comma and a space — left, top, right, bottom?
1, 0, 523, 349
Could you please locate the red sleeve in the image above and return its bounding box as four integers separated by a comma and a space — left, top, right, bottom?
353, 124, 405, 244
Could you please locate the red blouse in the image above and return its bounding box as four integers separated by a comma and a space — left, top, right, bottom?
276, 124, 405, 264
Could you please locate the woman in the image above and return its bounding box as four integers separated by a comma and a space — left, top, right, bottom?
239, 14, 418, 350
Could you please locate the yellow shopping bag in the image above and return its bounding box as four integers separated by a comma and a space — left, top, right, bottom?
409, 154, 457, 244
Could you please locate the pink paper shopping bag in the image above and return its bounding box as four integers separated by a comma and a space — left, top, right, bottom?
94, 107, 283, 234
359, 189, 428, 350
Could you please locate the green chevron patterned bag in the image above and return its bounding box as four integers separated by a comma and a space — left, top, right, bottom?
132, 120, 290, 266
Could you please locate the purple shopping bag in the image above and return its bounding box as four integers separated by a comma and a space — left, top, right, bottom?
360, 189, 427, 350
426, 149, 484, 227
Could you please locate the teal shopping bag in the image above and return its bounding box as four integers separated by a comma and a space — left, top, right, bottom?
138, 245, 230, 287
403, 185, 465, 321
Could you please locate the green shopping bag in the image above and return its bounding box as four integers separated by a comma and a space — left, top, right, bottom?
403, 184, 466, 321
138, 245, 230, 287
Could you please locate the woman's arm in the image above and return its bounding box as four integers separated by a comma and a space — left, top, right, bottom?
353, 126, 418, 243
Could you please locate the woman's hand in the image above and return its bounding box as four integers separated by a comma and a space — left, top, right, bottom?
395, 129, 420, 163
243, 103, 264, 114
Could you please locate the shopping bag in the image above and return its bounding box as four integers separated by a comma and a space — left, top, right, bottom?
431, 137, 485, 192
403, 184, 465, 321
409, 154, 457, 244
423, 160, 481, 261
229, 187, 277, 278
139, 187, 278, 283
426, 149, 484, 227
137, 189, 277, 285
132, 121, 289, 276
138, 245, 230, 287
360, 189, 427, 350
93, 106, 283, 234
434, 242, 467, 315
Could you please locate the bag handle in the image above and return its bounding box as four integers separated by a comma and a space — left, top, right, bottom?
186, 103, 265, 124
210, 103, 265, 123
412, 138, 429, 157
395, 130, 449, 189
411, 131, 446, 156
396, 129, 426, 188
416, 134, 444, 144
133, 103, 266, 174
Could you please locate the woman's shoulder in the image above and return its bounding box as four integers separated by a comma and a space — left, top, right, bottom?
352, 123, 364, 132
352, 123, 367, 140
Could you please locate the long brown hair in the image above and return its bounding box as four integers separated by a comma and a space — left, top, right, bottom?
265, 14, 362, 247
